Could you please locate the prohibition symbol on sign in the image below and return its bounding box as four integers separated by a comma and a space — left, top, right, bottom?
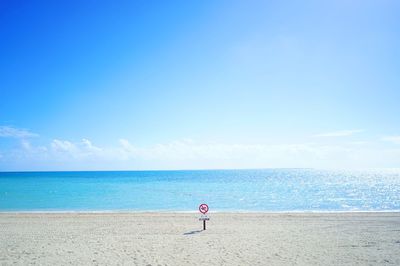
199, 203, 209, 214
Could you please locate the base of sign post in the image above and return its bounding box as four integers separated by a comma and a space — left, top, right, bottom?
203, 220, 206, 230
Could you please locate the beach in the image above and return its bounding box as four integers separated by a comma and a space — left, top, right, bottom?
0, 212, 399, 265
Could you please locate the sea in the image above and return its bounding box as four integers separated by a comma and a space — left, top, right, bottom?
0, 169, 399, 212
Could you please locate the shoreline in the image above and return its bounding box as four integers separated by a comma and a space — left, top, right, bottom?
0, 210, 399, 214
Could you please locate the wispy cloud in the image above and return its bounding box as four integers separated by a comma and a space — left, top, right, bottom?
381, 136, 400, 145
50, 139, 102, 158
2, 136, 400, 170
82, 139, 102, 152
51, 139, 78, 153
0, 126, 39, 138
2, 126, 400, 170
314, 129, 364, 137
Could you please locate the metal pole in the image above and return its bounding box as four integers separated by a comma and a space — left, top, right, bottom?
203, 220, 206, 230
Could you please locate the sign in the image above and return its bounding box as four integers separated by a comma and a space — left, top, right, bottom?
198, 203, 210, 230
199, 203, 209, 214
199, 215, 210, 221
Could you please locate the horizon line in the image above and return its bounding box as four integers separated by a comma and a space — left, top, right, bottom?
1, 167, 400, 173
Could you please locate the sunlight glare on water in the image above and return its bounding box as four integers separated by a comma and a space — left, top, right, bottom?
0, 169, 399, 212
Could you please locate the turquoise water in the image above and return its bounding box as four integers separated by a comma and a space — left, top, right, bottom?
0, 169, 399, 212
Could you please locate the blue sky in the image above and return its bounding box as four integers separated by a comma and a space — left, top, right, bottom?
1, 0, 400, 171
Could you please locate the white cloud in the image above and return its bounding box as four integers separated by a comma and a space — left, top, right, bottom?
38, 139, 395, 169
2, 136, 400, 171
381, 136, 400, 145
50, 139, 104, 159
119, 139, 136, 153
0, 126, 38, 138
51, 139, 78, 153
82, 138, 102, 152
314, 129, 364, 137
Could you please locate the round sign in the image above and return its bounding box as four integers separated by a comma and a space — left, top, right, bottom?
199, 203, 209, 214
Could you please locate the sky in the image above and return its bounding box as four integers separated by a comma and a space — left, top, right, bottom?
0, 0, 400, 171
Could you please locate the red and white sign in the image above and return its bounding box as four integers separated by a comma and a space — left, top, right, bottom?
199, 203, 209, 214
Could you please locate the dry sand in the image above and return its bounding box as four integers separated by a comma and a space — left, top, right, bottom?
0, 212, 399, 265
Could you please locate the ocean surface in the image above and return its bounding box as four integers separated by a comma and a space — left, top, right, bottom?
0, 169, 399, 212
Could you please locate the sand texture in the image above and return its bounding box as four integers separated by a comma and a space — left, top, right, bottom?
0, 212, 399, 265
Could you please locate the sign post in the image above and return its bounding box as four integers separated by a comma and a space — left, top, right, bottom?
198, 203, 209, 230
